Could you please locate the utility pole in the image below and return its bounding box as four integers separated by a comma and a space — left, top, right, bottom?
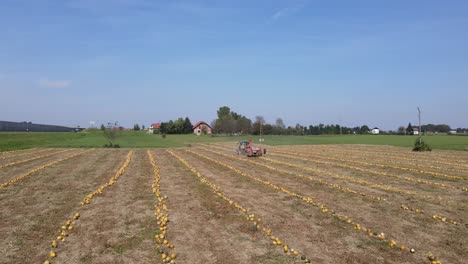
259, 120, 264, 143
417, 107, 422, 144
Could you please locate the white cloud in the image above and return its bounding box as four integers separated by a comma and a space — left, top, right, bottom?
272, 7, 291, 20
271, 2, 306, 21
39, 78, 71, 89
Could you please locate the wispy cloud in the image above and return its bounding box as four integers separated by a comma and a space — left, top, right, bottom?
39, 78, 71, 89
272, 7, 291, 20
271, 2, 306, 21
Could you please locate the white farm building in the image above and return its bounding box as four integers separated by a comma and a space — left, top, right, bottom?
371, 127, 380, 135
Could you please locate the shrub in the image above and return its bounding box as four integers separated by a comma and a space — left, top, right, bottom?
413, 138, 431, 152
103, 143, 120, 148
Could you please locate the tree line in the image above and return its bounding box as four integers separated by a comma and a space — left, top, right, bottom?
123, 105, 466, 136
212, 106, 372, 135
212, 106, 252, 134
159, 117, 193, 134
397, 123, 459, 135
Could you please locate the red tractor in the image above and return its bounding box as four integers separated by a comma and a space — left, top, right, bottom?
237, 139, 265, 157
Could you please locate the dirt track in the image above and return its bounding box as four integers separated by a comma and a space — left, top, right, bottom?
0, 145, 466, 264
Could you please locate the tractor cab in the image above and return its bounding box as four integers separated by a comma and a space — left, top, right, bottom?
237, 139, 263, 157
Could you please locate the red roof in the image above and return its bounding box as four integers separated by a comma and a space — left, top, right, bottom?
151, 123, 160, 129
192, 121, 212, 129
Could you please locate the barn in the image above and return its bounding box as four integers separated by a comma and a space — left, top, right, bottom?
193, 121, 212, 135
149, 123, 161, 134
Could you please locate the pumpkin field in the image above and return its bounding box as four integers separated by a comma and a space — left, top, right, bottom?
0, 144, 466, 264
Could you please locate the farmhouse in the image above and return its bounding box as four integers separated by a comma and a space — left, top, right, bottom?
149, 123, 160, 134
371, 127, 380, 135
193, 121, 212, 135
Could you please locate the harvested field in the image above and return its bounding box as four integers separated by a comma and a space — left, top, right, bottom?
0, 145, 466, 264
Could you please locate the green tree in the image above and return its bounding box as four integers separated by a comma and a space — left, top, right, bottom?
173, 118, 184, 134
133, 123, 140, 131
100, 124, 105, 131
213, 106, 252, 134
159, 123, 167, 134
252, 116, 266, 135
217, 106, 231, 120
359, 125, 370, 134
273, 118, 286, 135
183, 117, 192, 134
295, 123, 304, 135
406, 123, 414, 135
263, 124, 273, 135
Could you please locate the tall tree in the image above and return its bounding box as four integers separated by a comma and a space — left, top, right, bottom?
183, 117, 192, 134
359, 125, 370, 134
213, 106, 252, 134
273, 118, 286, 135
217, 106, 231, 120
406, 123, 414, 135
275, 118, 286, 129
252, 116, 266, 135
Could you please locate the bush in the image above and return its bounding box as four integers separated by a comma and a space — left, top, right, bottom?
413, 138, 431, 152
103, 143, 120, 148
161, 134, 166, 139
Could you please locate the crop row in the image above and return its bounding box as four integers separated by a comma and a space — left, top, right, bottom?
0, 148, 50, 161
147, 150, 177, 263
0, 148, 71, 169
167, 150, 312, 263
0, 149, 95, 189
0, 147, 38, 156
44, 150, 134, 263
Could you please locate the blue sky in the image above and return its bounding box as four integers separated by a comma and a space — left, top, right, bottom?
1, 0, 467, 130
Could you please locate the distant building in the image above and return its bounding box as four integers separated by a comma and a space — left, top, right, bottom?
193, 121, 212, 135
149, 123, 160, 134
0, 120, 80, 132
371, 127, 380, 135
